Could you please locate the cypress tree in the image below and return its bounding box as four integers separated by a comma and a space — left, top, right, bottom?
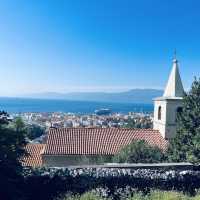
168, 77, 200, 163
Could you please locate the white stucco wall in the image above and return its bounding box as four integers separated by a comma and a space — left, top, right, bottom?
153, 98, 183, 139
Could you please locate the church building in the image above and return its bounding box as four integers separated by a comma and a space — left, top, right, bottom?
23, 57, 184, 167
153, 57, 184, 139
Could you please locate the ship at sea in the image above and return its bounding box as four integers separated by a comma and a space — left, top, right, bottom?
95, 108, 111, 115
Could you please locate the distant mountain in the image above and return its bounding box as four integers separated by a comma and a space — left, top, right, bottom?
22, 89, 163, 104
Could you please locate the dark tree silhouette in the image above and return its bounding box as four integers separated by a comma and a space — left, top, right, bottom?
168, 77, 200, 163
0, 111, 27, 200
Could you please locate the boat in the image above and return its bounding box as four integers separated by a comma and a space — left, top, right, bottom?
95, 108, 111, 115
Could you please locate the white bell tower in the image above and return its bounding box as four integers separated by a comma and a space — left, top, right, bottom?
153, 57, 184, 139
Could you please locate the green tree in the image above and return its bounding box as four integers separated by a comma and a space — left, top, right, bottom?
0, 112, 27, 199
124, 118, 136, 128
113, 140, 165, 163
12, 117, 45, 140
168, 77, 200, 163
13, 117, 25, 132
124, 117, 152, 129
26, 124, 45, 140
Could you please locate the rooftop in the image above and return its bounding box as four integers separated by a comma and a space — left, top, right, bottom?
43, 128, 168, 156
22, 144, 45, 167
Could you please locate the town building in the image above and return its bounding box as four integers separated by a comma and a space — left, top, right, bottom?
23, 57, 184, 167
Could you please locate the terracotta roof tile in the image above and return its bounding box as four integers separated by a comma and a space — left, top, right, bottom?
22, 144, 45, 167
43, 128, 168, 155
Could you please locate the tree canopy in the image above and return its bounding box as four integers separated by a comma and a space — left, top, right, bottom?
168, 77, 200, 163
26, 124, 45, 140
123, 117, 152, 129
12, 116, 45, 141
113, 140, 165, 163
0, 112, 27, 199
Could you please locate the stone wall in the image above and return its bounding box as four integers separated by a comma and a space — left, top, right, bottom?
23, 163, 200, 195
42, 155, 112, 167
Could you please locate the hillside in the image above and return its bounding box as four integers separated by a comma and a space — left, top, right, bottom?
23, 89, 163, 104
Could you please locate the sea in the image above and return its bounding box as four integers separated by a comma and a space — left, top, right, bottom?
0, 97, 153, 114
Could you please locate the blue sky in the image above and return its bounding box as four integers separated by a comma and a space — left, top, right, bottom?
0, 0, 200, 96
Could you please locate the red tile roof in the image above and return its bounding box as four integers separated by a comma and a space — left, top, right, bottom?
43, 128, 168, 156
22, 144, 45, 167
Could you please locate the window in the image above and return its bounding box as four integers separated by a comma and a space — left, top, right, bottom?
176, 107, 183, 122
158, 106, 162, 120
177, 107, 183, 114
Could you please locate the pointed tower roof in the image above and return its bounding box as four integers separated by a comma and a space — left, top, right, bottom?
163, 58, 184, 98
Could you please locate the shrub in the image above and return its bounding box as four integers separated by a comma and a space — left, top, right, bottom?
113, 140, 166, 163
23, 166, 200, 198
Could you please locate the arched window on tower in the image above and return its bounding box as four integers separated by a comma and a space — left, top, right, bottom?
158, 106, 162, 120
176, 107, 183, 122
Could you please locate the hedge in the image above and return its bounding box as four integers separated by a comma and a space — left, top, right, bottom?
21, 166, 200, 200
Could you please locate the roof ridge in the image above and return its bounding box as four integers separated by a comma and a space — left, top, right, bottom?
49, 127, 158, 131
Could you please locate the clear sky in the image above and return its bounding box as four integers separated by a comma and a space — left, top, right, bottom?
0, 0, 200, 96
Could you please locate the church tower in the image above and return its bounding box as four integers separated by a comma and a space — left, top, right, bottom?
153, 57, 185, 139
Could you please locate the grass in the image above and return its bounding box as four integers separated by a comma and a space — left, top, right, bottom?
60, 192, 110, 200
59, 191, 200, 200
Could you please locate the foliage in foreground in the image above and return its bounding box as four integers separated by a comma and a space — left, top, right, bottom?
113, 140, 166, 163
58, 191, 200, 200
24, 164, 200, 200
13, 116, 45, 140
168, 77, 200, 163
0, 111, 27, 200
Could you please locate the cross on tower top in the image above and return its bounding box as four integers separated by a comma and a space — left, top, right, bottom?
173, 49, 178, 63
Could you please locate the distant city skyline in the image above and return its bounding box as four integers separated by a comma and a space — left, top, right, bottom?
0, 0, 200, 96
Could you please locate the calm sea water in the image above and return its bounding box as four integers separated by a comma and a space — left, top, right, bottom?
0, 97, 153, 114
